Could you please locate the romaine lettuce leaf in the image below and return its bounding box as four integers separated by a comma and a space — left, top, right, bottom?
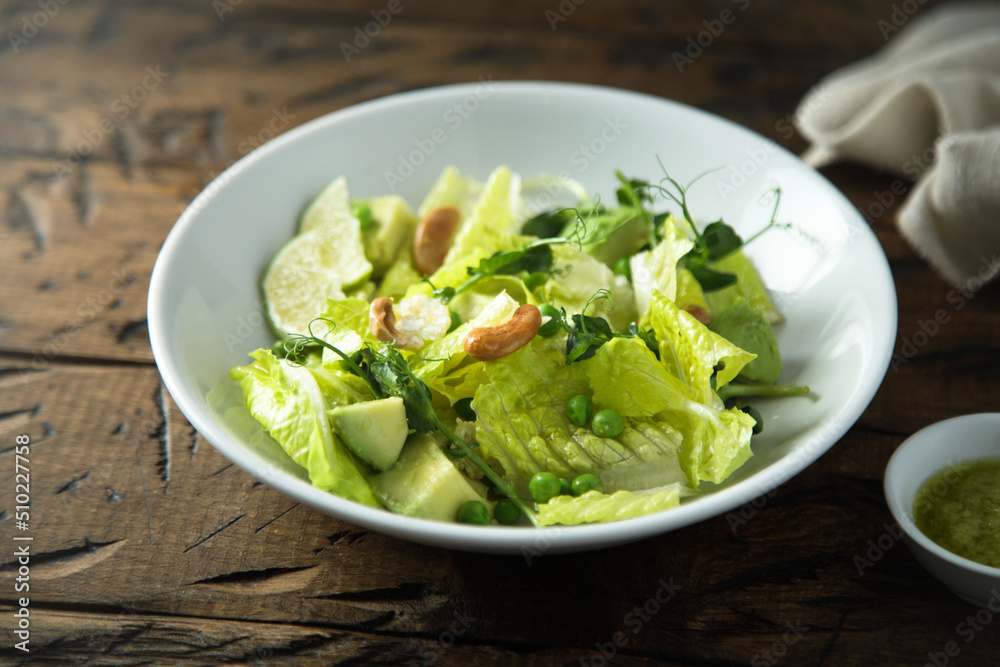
472, 340, 688, 494
410, 291, 520, 403
417, 165, 482, 220
228, 349, 380, 507
646, 291, 755, 403
631, 223, 694, 318
443, 165, 520, 264
537, 484, 690, 526
584, 337, 755, 488
544, 245, 637, 333
310, 297, 372, 365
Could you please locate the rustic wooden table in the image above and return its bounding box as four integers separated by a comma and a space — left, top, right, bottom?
2, 1, 999, 665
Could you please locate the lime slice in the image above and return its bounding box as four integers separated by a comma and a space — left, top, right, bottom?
262, 177, 373, 337
299, 177, 373, 290
299, 176, 352, 234
262, 232, 344, 337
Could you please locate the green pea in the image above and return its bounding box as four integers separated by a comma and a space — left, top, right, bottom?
453, 397, 476, 422
457, 500, 490, 525
352, 202, 375, 230
559, 477, 572, 497
572, 473, 603, 496
448, 309, 462, 333
613, 256, 632, 280
592, 409, 625, 438
529, 472, 562, 503
494, 498, 522, 525
537, 304, 562, 337
566, 394, 593, 427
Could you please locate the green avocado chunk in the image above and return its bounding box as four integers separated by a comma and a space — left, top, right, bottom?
329, 396, 409, 472
708, 299, 782, 384
370, 434, 491, 522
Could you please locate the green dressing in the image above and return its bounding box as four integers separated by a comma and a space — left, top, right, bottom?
913, 459, 1000, 569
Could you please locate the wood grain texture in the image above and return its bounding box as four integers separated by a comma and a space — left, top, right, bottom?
3, 0, 1000, 664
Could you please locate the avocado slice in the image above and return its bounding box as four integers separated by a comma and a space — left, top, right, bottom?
708, 299, 782, 384
370, 434, 491, 522
329, 397, 409, 472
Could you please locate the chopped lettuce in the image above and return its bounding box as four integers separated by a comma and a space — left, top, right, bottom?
472, 340, 690, 494
537, 484, 691, 526
631, 224, 694, 318
228, 349, 380, 507
585, 337, 755, 488
646, 291, 755, 404
545, 245, 637, 333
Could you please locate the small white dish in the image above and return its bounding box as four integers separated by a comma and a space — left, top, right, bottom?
884, 413, 1000, 607
148, 81, 897, 554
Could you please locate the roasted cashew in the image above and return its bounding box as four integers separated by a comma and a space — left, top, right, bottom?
413, 206, 461, 275
369, 297, 409, 347
684, 304, 712, 325
463, 304, 542, 361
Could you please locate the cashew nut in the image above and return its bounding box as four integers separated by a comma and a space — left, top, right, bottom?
685, 304, 712, 325
369, 297, 409, 347
413, 206, 461, 275
463, 304, 542, 361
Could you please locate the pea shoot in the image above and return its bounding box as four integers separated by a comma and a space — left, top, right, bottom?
537, 304, 562, 337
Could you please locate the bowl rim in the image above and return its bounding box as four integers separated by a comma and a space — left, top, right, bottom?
148, 80, 899, 553
884, 412, 1000, 577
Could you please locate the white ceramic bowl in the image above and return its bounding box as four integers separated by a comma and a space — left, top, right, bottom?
148, 81, 897, 554
885, 413, 1000, 606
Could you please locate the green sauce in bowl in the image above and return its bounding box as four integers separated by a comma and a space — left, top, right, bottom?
913, 459, 1000, 569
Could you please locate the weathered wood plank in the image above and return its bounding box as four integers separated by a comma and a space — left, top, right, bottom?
2, 356, 999, 665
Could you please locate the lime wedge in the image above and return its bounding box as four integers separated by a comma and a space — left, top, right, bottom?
261, 232, 343, 337
299, 176, 352, 234
262, 176, 373, 337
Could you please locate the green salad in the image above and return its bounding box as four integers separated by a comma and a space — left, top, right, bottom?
229, 165, 808, 527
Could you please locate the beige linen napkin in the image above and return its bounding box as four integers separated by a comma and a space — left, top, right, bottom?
794, 3, 1000, 286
